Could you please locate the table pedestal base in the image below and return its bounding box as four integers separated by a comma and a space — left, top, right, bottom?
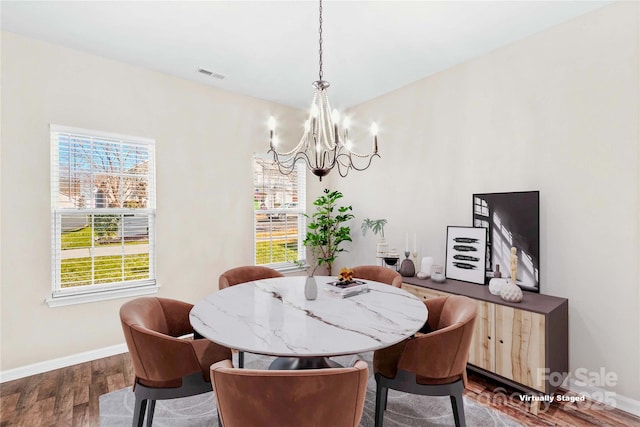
268, 357, 342, 370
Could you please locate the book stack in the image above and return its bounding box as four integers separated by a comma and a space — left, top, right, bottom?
325, 280, 370, 298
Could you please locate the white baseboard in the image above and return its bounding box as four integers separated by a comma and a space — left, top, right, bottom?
566, 377, 640, 417
0, 343, 128, 383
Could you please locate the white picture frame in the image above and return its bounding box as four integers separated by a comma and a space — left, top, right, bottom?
445, 226, 487, 285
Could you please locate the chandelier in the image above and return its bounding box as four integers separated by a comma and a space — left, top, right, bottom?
268, 0, 380, 181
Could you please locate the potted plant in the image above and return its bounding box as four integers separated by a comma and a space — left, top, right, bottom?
303, 189, 354, 276
361, 218, 388, 257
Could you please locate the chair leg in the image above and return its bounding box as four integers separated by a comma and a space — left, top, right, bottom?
238, 351, 244, 368
450, 390, 466, 427
132, 397, 147, 427
383, 387, 389, 410
146, 400, 156, 427
374, 380, 387, 427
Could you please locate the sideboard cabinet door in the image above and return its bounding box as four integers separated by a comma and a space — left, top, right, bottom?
468, 300, 495, 372
495, 305, 546, 392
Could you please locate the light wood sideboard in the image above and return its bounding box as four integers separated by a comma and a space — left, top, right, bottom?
401, 277, 568, 396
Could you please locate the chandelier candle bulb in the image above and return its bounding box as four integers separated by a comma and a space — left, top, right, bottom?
268, 116, 275, 147
372, 123, 379, 153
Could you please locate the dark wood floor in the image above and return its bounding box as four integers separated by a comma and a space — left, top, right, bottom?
1, 352, 638, 427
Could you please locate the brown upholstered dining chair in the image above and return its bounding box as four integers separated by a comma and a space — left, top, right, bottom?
218, 265, 283, 367
218, 265, 283, 290
211, 359, 369, 427
373, 295, 477, 427
120, 297, 232, 427
352, 265, 402, 287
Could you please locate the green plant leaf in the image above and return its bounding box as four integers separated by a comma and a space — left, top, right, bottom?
302, 188, 353, 275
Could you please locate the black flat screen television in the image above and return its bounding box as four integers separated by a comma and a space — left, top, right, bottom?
472, 191, 540, 293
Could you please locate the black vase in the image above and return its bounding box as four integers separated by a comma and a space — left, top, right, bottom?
399, 259, 415, 277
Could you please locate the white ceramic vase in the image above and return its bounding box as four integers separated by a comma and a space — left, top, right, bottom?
304, 276, 317, 300
500, 280, 523, 303
489, 278, 509, 296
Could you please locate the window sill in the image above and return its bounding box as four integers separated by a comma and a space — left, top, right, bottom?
273, 264, 308, 274
46, 284, 160, 308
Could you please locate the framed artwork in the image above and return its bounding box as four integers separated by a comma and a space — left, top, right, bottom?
472, 191, 540, 292
445, 226, 487, 285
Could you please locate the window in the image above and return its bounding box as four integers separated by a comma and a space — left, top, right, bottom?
253, 155, 306, 269
49, 125, 156, 306
474, 196, 489, 217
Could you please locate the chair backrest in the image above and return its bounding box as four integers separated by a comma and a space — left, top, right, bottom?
218, 265, 284, 290
399, 295, 477, 381
120, 297, 201, 386
351, 265, 402, 287
211, 360, 369, 427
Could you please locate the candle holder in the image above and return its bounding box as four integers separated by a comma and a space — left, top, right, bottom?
412, 251, 418, 268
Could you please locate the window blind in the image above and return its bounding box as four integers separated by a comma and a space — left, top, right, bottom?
253, 155, 306, 268
50, 125, 156, 296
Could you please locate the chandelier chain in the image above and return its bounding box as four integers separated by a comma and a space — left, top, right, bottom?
318, 0, 323, 81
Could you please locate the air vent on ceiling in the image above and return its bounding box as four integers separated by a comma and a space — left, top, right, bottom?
197, 68, 225, 80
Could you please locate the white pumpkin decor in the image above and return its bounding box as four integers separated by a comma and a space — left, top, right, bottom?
489, 278, 509, 296
500, 280, 523, 303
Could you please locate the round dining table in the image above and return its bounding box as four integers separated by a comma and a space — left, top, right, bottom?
190, 275, 427, 369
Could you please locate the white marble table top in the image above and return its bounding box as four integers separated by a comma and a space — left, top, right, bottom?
190, 276, 428, 357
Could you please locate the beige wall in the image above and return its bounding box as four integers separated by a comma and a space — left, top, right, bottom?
331, 2, 640, 400
1, 0, 639, 405
0, 31, 306, 370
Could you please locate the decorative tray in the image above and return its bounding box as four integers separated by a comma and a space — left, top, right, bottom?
327, 280, 366, 288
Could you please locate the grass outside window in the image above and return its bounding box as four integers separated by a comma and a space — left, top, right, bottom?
60, 226, 150, 287
61, 254, 150, 287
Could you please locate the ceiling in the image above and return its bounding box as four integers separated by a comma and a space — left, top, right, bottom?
1, 0, 612, 110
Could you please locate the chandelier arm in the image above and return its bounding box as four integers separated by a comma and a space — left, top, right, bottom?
337, 164, 349, 178
326, 144, 338, 169
335, 154, 352, 178
335, 152, 381, 172
271, 150, 318, 176
270, 154, 297, 176
271, 132, 310, 157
